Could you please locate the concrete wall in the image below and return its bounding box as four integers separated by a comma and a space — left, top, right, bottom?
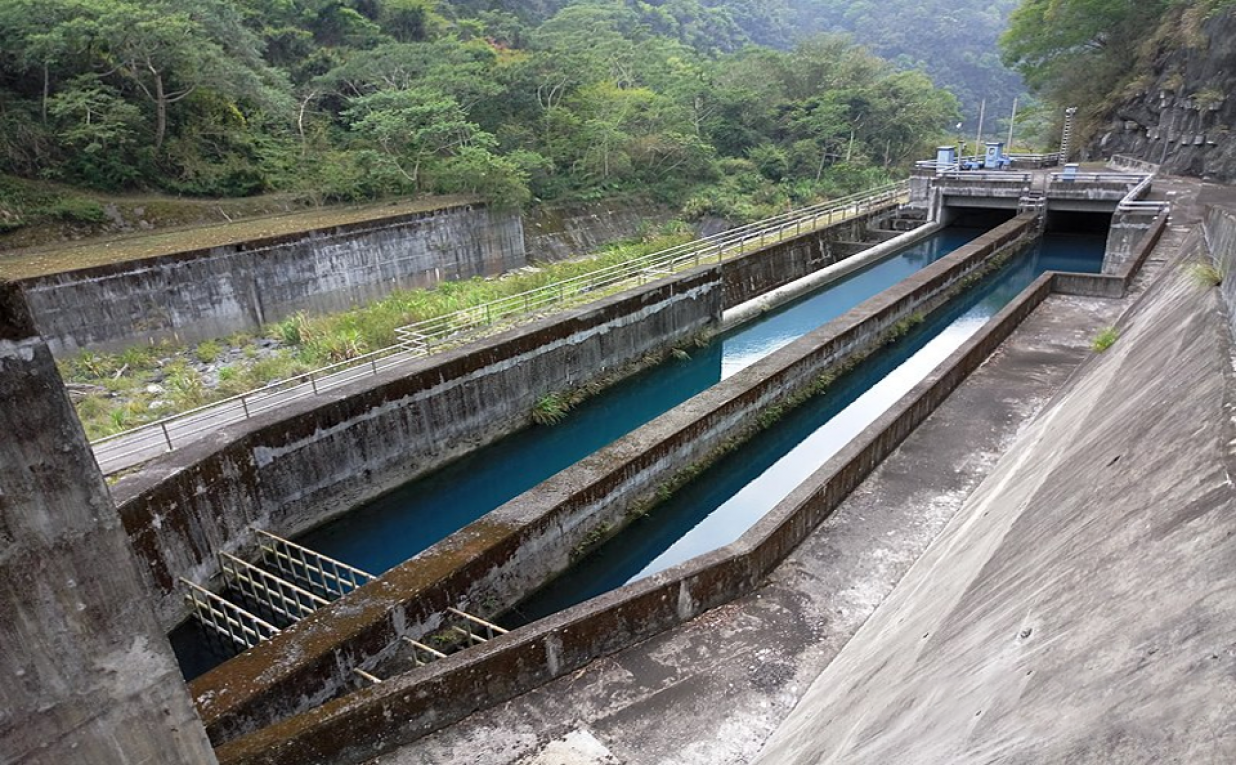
522, 199, 679, 262
1203, 206, 1236, 334
1104, 211, 1159, 274
210, 224, 1053, 765
0, 281, 217, 765
719, 213, 877, 308
22, 203, 526, 355
193, 215, 1040, 748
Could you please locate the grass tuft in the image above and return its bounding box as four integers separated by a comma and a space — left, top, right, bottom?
1186, 260, 1224, 288
1092, 326, 1119, 353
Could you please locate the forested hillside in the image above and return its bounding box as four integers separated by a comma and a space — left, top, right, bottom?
789, 0, 1024, 132
0, 0, 959, 226
1000, 0, 1236, 175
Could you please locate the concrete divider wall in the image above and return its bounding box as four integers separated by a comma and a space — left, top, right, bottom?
196, 215, 1039, 748
212, 241, 1057, 765
112, 270, 722, 630
22, 203, 525, 355
1056, 210, 1168, 298
719, 211, 879, 307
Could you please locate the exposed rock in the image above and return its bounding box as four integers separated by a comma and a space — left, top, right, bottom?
1092, 7, 1236, 180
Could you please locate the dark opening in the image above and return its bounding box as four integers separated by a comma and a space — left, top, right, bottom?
1044, 210, 1113, 235
945, 207, 1017, 229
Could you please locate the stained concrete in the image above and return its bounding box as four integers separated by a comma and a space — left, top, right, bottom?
362, 276, 1126, 765
755, 195, 1236, 763
0, 280, 216, 764
22, 203, 525, 355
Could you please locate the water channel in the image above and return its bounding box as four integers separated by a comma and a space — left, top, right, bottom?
506, 232, 1105, 625
175, 221, 1052, 678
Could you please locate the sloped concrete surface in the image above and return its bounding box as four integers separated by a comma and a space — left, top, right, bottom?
755, 239, 1236, 763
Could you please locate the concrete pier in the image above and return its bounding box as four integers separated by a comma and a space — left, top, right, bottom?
0, 281, 216, 764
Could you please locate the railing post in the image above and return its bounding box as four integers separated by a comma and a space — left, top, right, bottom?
309, 372, 318, 395
240, 396, 250, 419
160, 422, 173, 451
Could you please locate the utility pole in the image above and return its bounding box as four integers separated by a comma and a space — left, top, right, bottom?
973, 99, 986, 160
1006, 97, 1018, 148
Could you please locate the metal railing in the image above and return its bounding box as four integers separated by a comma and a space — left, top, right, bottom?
445, 607, 510, 645
182, 578, 280, 650
393, 182, 908, 353
256, 529, 376, 601
936, 171, 1032, 183
1049, 172, 1146, 185
914, 155, 983, 170
1116, 170, 1170, 215
219, 551, 330, 625
88, 182, 908, 467
397, 606, 510, 668
1008, 152, 1062, 164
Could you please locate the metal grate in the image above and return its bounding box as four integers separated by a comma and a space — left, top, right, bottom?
255, 528, 375, 601
182, 578, 279, 650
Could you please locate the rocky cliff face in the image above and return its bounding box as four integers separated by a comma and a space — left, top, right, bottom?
1093, 7, 1236, 180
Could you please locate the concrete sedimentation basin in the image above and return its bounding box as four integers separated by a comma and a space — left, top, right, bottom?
206, 198, 1173, 762
3, 166, 1193, 763
189, 214, 1054, 755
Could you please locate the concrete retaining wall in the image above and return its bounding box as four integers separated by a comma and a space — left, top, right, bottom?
21, 204, 525, 355
211, 227, 1054, 765
522, 199, 678, 261
1203, 206, 1236, 333
195, 215, 1040, 749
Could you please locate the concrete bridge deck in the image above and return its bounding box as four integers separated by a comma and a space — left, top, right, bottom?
368, 180, 1209, 765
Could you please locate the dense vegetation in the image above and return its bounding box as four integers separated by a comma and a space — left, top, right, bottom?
1000, 0, 1236, 134
0, 0, 959, 220
789, 0, 1025, 134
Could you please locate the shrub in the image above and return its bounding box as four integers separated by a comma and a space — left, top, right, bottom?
196, 340, 222, 364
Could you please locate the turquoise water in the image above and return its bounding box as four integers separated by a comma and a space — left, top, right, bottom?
505, 233, 1106, 625
170, 226, 982, 679
297, 228, 980, 574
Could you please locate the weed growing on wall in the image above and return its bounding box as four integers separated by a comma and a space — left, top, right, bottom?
532, 393, 573, 426
1092, 326, 1119, 352
1186, 260, 1225, 288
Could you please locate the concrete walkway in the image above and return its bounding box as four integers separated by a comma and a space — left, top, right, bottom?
367, 231, 1168, 762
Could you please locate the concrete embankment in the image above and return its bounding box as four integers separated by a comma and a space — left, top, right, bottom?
200, 216, 1040, 758
23, 203, 525, 355
754, 202, 1236, 763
